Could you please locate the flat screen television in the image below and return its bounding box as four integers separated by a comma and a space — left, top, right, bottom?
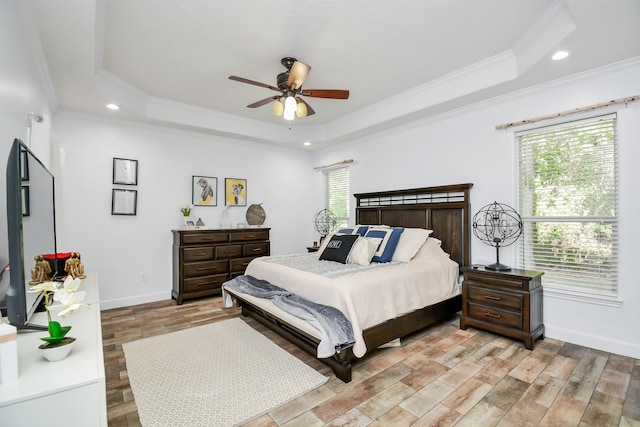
3, 138, 58, 330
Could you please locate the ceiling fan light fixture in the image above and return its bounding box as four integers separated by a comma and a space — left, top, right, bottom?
288, 61, 311, 90
271, 100, 284, 116
283, 95, 296, 120
296, 101, 308, 118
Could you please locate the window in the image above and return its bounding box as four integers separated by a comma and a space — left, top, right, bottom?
517, 114, 618, 300
323, 166, 350, 228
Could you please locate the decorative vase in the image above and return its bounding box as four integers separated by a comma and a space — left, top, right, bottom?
39, 337, 76, 362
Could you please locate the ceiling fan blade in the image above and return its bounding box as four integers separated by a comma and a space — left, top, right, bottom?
300, 89, 349, 99
288, 61, 311, 90
296, 97, 315, 116
247, 96, 280, 108
229, 76, 280, 92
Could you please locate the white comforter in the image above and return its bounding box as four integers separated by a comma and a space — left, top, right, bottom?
242, 238, 459, 357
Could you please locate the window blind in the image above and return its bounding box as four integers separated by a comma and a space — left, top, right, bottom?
517, 114, 618, 296
324, 166, 350, 226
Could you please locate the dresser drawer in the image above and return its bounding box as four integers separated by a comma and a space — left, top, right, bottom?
184, 275, 227, 292
183, 247, 214, 262
182, 232, 228, 245
243, 242, 269, 257
467, 285, 523, 312
215, 245, 243, 259
184, 260, 228, 277
229, 230, 269, 242
230, 257, 255, 273
468, 302, 522, 330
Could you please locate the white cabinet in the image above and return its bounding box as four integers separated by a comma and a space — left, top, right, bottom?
0, 273, 107, 426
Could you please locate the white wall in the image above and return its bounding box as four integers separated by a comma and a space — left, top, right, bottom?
0, 1, 55, 298
312, 59, 640, 359
52, 114, 316, 308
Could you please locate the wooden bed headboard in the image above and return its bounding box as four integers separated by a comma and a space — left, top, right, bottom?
354, 183, 473, 268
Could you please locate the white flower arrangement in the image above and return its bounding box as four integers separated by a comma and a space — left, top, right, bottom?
28, 276, 88, 345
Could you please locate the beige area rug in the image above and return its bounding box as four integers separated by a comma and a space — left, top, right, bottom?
123, 318, 328, 427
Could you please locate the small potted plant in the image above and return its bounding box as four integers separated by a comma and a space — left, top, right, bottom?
180, 203, 193, 217
28, 275, 87, 361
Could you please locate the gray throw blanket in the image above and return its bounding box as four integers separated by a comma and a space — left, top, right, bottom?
222, 275, 355, 358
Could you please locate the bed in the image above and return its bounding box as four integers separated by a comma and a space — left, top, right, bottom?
223, 183, 473, 382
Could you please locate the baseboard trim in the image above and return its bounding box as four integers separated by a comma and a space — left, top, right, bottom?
545, 324, 640, 359
100, 291, 169, 310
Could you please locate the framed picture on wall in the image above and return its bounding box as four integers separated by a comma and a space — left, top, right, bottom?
21, 186, 30, 216
20, 148, 29, 181
225, 178, 247, 206
113, 158, 138, 185
111, 189, 137, 215
192, 176, 217, 206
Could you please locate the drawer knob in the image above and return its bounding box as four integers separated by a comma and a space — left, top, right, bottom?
484, 295, 501, 301
252, 248, 261, 252
484, 312, 502, 319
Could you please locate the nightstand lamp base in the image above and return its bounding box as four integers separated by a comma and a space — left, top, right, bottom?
485, 262, 512, 271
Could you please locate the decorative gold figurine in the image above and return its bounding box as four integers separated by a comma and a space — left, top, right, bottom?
64, 252, 86, 279
29, 254, 52, 285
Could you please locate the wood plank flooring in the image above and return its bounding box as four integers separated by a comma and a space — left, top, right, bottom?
102, 296, 640, 427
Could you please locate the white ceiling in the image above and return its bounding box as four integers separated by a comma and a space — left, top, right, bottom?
27, 0, 640, 150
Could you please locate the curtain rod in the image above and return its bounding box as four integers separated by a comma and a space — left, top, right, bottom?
314, 159, 354, 171
495, 95, 639, 130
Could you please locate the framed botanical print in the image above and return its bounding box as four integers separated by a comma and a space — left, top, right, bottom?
113, 158, 138, 185
225, 178, 247, 206
111, 189, 137, 215
192, 176, 217, 206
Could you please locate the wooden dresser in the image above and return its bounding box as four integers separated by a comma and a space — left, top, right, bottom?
172, 228, 270, 304
460, 266, 544, 349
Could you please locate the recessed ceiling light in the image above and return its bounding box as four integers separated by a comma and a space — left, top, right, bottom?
303, 141, 311, 146
551, 50, 570, 61
106, 103, 120, 110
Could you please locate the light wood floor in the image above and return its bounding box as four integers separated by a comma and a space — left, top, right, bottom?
102, 296, 640, 427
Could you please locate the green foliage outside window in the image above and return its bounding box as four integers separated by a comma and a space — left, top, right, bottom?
518, 115, 617, 294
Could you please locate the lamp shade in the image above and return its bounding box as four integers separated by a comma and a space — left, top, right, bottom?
283, 96, 296, 120
271, 100, 284, 116
296, 101, 308, 118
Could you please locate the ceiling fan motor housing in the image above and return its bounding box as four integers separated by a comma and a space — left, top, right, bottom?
277, 72, 289, 90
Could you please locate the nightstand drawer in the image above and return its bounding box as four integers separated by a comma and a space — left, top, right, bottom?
183, 247, 214, 262
184, 260, 228, 277
467, 285, 523, 312
184, 275, 227, 292
468, 302, 522, 330
465, 274, 527, 290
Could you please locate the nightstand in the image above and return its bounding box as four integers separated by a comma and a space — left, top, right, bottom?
460, 266, 544, 349
307, 246, 319, 253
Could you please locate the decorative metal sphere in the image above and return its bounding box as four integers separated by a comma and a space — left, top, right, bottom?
472, 202, 523, 270
313, 208, 337, 236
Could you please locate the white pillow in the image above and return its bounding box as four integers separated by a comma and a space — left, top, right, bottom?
413, 237, 447, 260
347, 237, 381, 265
392, 228, 433, 262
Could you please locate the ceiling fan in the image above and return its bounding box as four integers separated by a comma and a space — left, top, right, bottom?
228, 57, 349, 120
